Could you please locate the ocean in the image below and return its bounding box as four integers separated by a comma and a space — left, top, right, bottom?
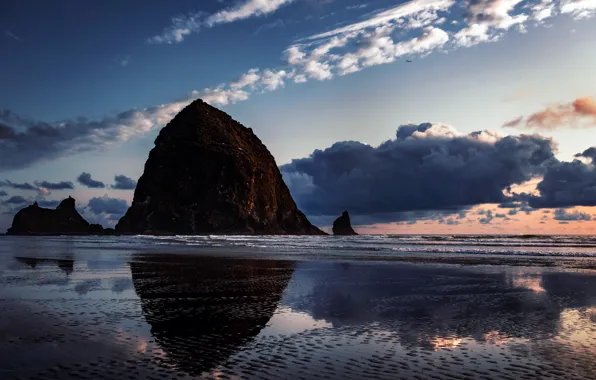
6, 233, 596, 257
1, 235, 595, 379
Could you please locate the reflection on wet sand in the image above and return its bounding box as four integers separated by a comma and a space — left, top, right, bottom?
130, 255, 295, 376
1, 251, 596, 379
212, 262, 596, 379
15, 256, 74, 275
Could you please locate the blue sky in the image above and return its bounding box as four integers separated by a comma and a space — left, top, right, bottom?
1, 0, 596, 233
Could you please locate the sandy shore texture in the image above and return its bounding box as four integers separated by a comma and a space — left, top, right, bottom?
1, 242, 596, 379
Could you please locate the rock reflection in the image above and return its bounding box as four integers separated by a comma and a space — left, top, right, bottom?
130, 255, 294, 376
15, 256, 74, 275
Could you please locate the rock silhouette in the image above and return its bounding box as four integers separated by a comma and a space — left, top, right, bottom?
6, 197, 108, 235
332, 210, 357, 235
116, 99, 324, 235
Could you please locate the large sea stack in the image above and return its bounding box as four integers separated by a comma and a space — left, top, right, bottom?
116, 99, 325, 235
332, 211, 357, 235
6, 197, 107, 235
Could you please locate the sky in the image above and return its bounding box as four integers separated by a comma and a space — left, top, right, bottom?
2, 0, 596, 234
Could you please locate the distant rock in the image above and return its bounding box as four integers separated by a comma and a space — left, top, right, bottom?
6, 196, 109, 235
116, 99, 325, 235
332, 211, 357, 235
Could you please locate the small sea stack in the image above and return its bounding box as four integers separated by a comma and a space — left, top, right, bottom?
332, 210, 357, 235
6, 196, 110, 235
116, 99, 325, 235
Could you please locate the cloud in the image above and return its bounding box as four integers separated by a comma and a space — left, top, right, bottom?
454, 0, 529, 47
505, 96, 596, 130
305, 0, 455, 40
0, 101, 188, 171
528, 154, 596, 208
77, 173, 105, 189
111, 175, 137, 190
502, 116, 524, 128
254, 18, 285, 34
2, 195, 28, 205
149, 0, 293, 44
230, 68, 288, 92
280, 123, 555, 223
34, 181, 74, 190
206, 0, 294, 26
4, 30, 22, 42
479, 209, 495, 224
147, 12, 204, 44
561, 0, 596, 19
553, 208, 592, 221
0, 180, 38, 191
575, 146, 596, 163
195, 87, 250, 106
0, 190, 6, 197
346, 4, 369, 11
87, 196, 129, 216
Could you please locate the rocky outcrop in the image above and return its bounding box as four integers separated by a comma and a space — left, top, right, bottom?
6, 197, 109, 235
332, 211, 357, 235
116, 99, 325, 235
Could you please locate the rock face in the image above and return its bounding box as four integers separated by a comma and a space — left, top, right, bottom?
116, 99, 325, 235
332, 211, 357, 235
6, 197, 109, 235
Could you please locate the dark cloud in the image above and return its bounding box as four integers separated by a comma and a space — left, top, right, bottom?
498, 201, 521, 208
2, 195, 28, 205
478, 210, 494, 224
0, 123, 16, 139
0, 180, 38, 191
553, 208, 592, 221
437, 216, 460, 225
0, 190, 6, 197
574, 146, 596, 163
281, 123, 556, 223
0, 102, 185, 171
87, 196, 129, 216
529, 158, 596, 208
35, 180, 74, 190
77, 172, 105, 189
111, 175, 137, 190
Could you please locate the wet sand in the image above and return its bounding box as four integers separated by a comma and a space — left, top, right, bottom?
1, 241, 596, 379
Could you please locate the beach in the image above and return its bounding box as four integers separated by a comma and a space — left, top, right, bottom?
1, 235, 596, 379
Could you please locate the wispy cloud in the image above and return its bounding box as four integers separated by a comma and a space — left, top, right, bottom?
0, 180, 52, 195
503, 96, 596, 130
254, 18, 285, 35
346, 4, 369, 11
148, 0, 293, 44
305, 0, 454, 40
4, 30, 22, 42
206, 0, 294, 26
148, 12, 204, 44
